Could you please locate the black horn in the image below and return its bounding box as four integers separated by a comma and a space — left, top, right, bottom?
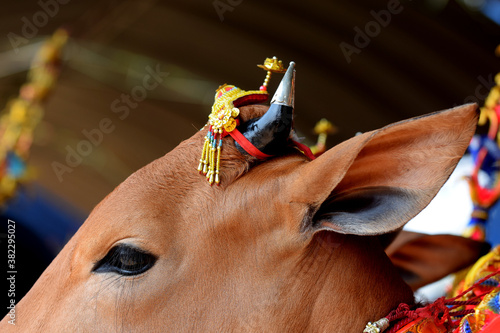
236, 61, 295, 156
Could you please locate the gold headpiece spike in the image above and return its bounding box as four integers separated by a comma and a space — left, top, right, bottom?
257, 56, 286, 92
310, 119, 336, 156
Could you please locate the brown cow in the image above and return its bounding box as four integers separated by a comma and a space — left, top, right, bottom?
1, 63, 478, 332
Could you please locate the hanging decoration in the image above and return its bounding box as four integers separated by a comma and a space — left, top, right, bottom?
0, 28, 68, 203
464, 73, 500, 241
198, 57, 287, 185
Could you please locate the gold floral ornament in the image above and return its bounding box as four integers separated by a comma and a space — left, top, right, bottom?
198, 84, 268, 185
198, 57, 288, 185
257, 56, 287, 92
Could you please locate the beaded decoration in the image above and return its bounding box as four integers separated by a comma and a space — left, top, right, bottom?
198, 57, 287, 186
198, 84, 268, 185
363, 247, 500, 333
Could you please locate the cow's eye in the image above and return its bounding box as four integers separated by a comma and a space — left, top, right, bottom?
93, 245, 157, 276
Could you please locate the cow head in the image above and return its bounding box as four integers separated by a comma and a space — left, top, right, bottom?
1, 63, 478, 332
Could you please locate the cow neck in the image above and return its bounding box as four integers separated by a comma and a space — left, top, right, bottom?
304, 234, 415, 332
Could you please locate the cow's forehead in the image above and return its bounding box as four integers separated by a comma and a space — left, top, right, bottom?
79, 103, 309, 255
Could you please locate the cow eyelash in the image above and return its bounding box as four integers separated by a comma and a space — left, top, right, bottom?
92, 245, 157, 276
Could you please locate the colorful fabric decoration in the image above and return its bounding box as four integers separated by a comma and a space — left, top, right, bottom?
448, 246, 500, 333
364, 247, 500, 333
465, 73, 500, 241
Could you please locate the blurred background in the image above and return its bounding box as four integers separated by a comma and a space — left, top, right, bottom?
1, 0, 500, 308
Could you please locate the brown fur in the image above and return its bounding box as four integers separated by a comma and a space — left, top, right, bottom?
387, 231, 490, 290
0, 104, 478, 332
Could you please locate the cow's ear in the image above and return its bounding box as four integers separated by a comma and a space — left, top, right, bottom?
289, 104, 478, 236
386, 231, 490, 290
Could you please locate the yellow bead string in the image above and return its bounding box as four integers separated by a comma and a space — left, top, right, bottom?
262, 71, 272, 90
197, 136, 209, 173
198, 85, 267, 185
257, 56, 286, 91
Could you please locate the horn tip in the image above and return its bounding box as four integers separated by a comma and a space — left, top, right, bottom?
271, 61, 295, 107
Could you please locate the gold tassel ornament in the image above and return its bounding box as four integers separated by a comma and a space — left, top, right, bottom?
198, 57, 288, 185
198, 85, 267, 185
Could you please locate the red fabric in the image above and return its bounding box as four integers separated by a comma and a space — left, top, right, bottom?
228, 131, 317, 161
384, 256, 500, 333
482, 316, 500, 333
394, 317, 447, 333
228, 128, 272, 159
233, 94, 268, 107
292, 140, 317, 160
